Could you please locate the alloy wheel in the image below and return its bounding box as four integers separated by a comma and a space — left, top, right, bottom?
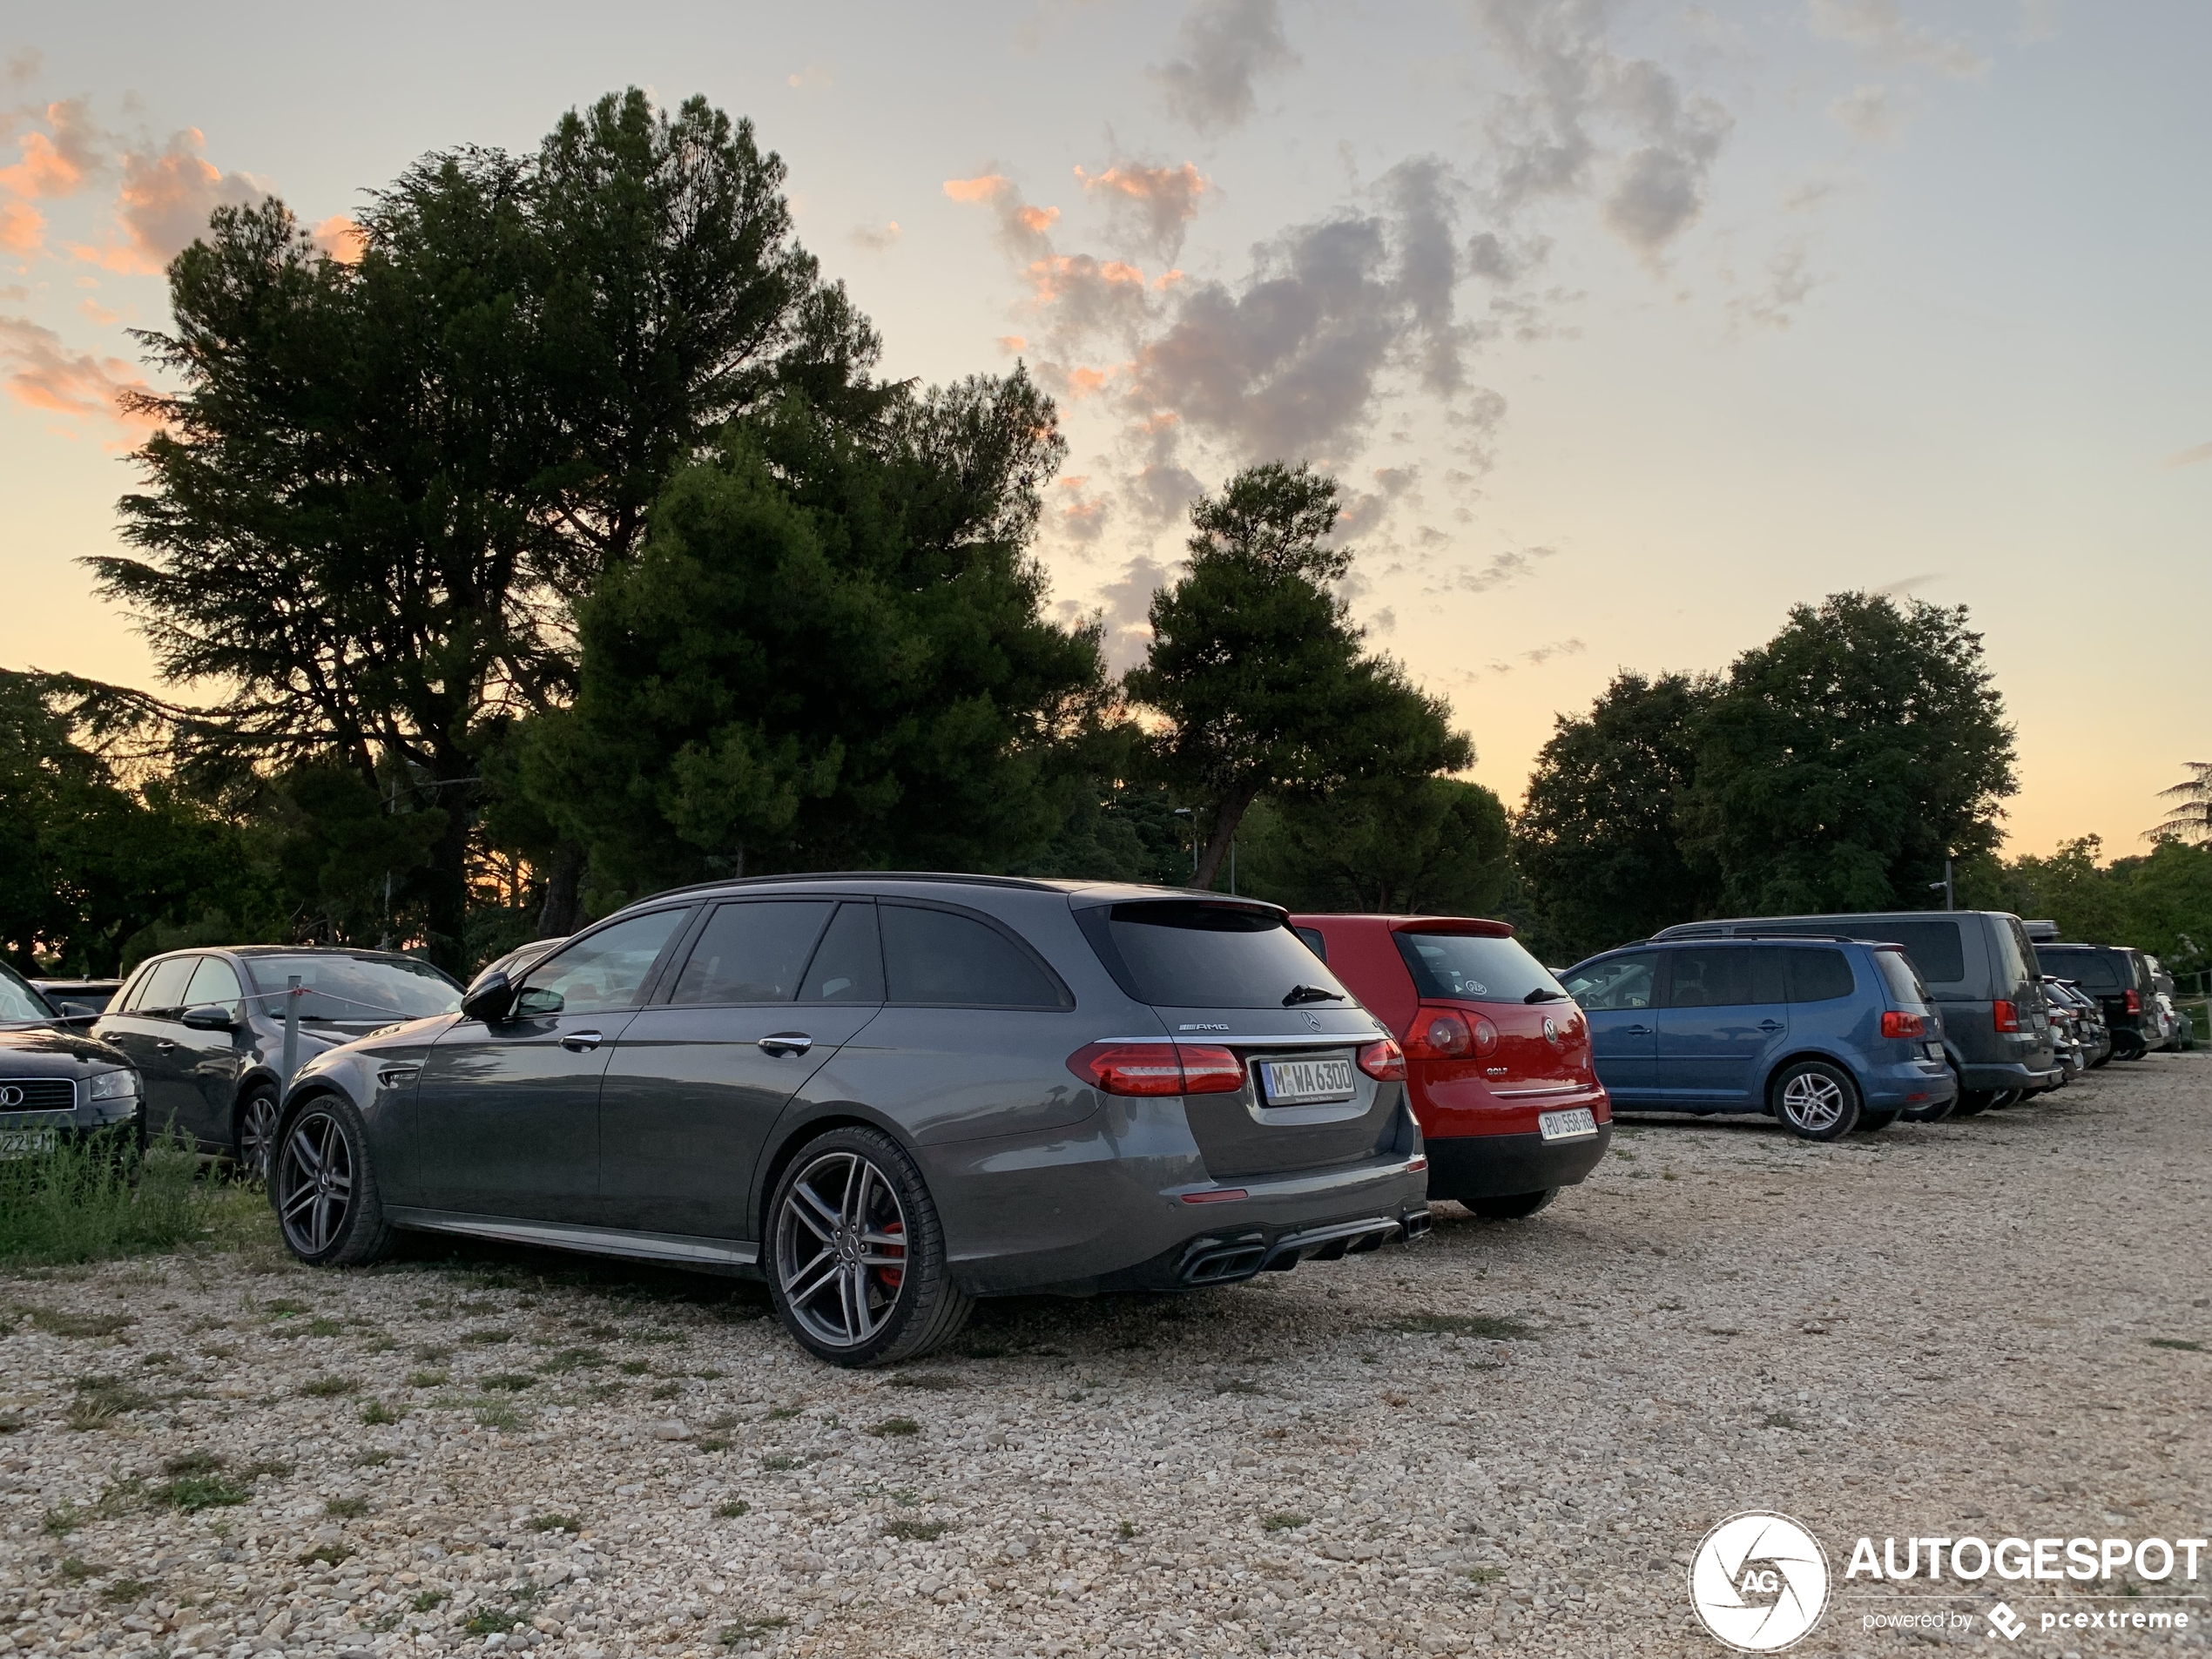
239, 1094, 280, 1180
773, 1150, 910, 1351
275, 1109, 354, 1256
1778, 1069, 1847, 1133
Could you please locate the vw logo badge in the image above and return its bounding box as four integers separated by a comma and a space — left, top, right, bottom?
0, 1084, 23, 1108
1542, 1017, 1559, 1042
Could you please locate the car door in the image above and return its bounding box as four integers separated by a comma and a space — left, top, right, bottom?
408, 907, 693, 1224
103, 956, 203, 1143
1568, 952, 1662, 1101
177, 954, 251, 1150
1654, 946, 1782, 1103
599, 899, 886, 1242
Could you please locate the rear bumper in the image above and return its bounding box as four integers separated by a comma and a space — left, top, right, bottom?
1958, 1061, 2065, 1091
1423, 1124, 1611, 1201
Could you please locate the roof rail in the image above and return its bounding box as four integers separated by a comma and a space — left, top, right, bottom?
633, 871, 1076, 904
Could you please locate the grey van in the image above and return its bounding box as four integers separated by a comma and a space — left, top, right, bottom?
1651, 910, 2060, 1117
271, 877, 1432, 1366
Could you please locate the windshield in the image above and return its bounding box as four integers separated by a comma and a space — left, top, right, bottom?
245, 954, 462, 1022
0, 963, 54, 1023
1394, 931, 1567, 1003
1084, 901, 1353, 1009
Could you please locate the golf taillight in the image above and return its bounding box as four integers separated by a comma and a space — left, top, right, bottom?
2123, 989, 2141, 1015
1881, 1010, 1927, 1039
1405, 1008, 1472, 1057
1992, 999, 2020, 1033
1066, 1041, 1245, 1096
1357, 1037, 1407, 1082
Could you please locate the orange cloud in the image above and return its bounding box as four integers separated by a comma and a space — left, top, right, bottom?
0, 197, 42, 254
312, 214, 366, 265
0, 315, 158, 439
1024, 254, 1151, 305
1015, 204, 1059, 233
1072, 161, 1210, 257
996, 334, 1028, 354
78, 128, 268, 276
79, 296, 118, 325
943, 173, 1009, 205
0, 100, 107, 200
1068, 367, 1111, 396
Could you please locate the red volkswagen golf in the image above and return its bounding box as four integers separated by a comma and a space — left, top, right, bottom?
1288, 914, 1612, 1217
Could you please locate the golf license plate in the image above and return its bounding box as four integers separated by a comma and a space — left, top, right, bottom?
1259, 1055, 1356, 1105
0, 1128, 57, 1161
1538, 1107, 1598, 1143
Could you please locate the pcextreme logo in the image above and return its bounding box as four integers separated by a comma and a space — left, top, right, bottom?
1689, 1512, 1831, 1652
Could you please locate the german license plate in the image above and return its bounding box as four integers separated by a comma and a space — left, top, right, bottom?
1538, 1107, 1597, 1142
0, 1128, 57, 1160
1259, 1056, 1355, 1105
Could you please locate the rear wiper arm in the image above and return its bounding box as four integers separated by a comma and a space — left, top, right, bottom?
1283, 984, 1346, 1006
1523, 988, 1568, 1003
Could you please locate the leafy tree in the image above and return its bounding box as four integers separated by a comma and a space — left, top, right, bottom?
1970, 835, 2212, 984
1514, 671, 1721, 961
1241, 775, 1509, 915
1126, 462, 1472, 888
2151, 762, 2212, 846
92, 90, 887, 973
1682, 593, 2015, 915
517, 381, 1108, 904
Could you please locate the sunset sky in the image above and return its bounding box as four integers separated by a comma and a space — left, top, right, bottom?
2, 1, 2206, 858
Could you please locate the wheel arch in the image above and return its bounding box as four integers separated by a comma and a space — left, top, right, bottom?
751, 1104, 915, 1242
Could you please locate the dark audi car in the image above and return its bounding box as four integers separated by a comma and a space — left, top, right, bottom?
93, 948, 463, 1174
0, 962, 143, 1153
276, 877, 1433, 1366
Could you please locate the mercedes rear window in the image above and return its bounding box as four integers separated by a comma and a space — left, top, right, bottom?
2035, 948, 2125, 991
1394, 932, 1565, 1004
1083, 902, 1352, 1009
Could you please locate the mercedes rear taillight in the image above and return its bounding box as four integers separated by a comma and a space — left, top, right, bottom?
1066, 1041, 1245, 1096
1357, 1037, 1407, 1081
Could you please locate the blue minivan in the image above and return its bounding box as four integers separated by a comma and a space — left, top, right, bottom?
1559, 936, 1956, 1139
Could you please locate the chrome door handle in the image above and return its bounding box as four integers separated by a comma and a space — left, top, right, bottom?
757, 1033, 814, 1057
560, 1031, 604, 1053
155, 1039, 177, 1051
1622, 1024, 1651, 1035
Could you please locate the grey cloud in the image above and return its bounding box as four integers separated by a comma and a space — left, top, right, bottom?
1427, 545, 1558, 595
1729, 238, 1817, 331
1089, 555, 1175, 670
1471, 0, 1734, 259
1828, 82, 1912, 144
4, 49, 39, 88
1807, 0, 1990, 78
849, 220, 902, 252
1333, 465, 1420, 541
1469, 635, 1586, 678
1368, 606, 1398, 635
2160, 442, 2212, 471
1076, 160, 1210, 260
1152, 0, 1298, 133
1874, 572, 1941, 597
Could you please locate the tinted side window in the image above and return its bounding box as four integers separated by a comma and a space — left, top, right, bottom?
1567, 954, 1659, 1010
138, 956, 199, 1014
799, 903, 886, 1004
881, 904, 1068, 1008
2037, 948, 2123, 991
1867, 920, 1966, 984
1293, 927, 1329, 961
668, 901, 834, 1006
1785, 948, 1856, 1002
517, 908, 690, 1017
184, 957, 245, 1010
1663, 948, 1754, 1008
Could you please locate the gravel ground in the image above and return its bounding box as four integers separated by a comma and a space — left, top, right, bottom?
3, 1055, 2206, 1659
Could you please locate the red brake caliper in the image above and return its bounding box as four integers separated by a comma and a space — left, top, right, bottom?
878, 1219, 906, 1291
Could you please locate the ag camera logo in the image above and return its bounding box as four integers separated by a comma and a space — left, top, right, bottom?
1689, 1512, 1831, 1651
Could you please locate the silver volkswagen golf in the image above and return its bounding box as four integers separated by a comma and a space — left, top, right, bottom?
274, 875, 1432, 1366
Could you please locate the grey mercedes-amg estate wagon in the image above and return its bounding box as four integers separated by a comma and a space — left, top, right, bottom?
273, 876, 1433, 1366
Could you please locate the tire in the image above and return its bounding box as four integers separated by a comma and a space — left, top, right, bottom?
1986, 1089, 2021, 1110
233, 1083, 280, 1182
1902, 1090, 1954, 1123
766, 1125, 972, 1369
1770, 1060, 1861, 1141
1465, 1188, 1557, 1220
2114, 1032, 2148, 1062
270, 1094, 396, 1268
1951, 1089, 1995, 1116
1856, 1109, 1900, 1132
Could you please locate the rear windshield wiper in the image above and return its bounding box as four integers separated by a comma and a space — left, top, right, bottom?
1523, 988, 1568, 1003
1283, 984, 1346, 1006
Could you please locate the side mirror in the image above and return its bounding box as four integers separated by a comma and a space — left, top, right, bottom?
54, 1001, 97, 1023
181, 1003, 238, 1032
460, 970, 516, 1024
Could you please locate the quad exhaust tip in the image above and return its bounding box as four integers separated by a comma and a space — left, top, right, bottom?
1177, 1210, 1432, 1287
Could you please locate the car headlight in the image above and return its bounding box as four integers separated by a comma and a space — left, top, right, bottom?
87, 1069, 140, 1103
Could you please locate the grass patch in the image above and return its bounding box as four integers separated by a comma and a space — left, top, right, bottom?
1262, 1514, 1308, 1532
697, 1436, 732, 1453
650, 1380, 681, 1399
459, 1328, 513, 1345
536, 1346, 605, 1374
869, 1416, 921, 1437
1397, 1313, 1537, 1340
298, 1542, 352, 1568
525, 1514, 581, 1534
307, 1317, 343, 1337
885, 1518, 946, 1541
2148, 1338, 2203, 1352
715, 1500, 751, 1518
462, 1607, 523, 1635
618, 1359, 653, 1376
410, 1590, 448, 1613
0, 1130, 261, 1269
765, 1404, 800, 1420
42, 1504, 81, 1535
299, 1375, 360, 1398
1119, 1520, 1137, 1539
413, 1343, 452, 1362
719, 1617, 790, 1646
1763, 1412, 1804, 1431
66, 1375, 158, 1430
101, 1578, 153, 1605
16, 1305, 136, 1338
760, 1453, 806, 1472
890, 1372, 963, 1391
154, 1473, 249, 1511
1214, 1378, 1264, 1396
162, 1450, 222, 1475
325, 1496, 369, 1518
406, 1368, 449, 1388
353, 1449, 394, 1467
1466, 1565, 1507, 1584
480, 1372, 538, 1393
359, 1399, 400, 1425
474, 1402, 525, 1431
58, 1555, 96, 1581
